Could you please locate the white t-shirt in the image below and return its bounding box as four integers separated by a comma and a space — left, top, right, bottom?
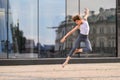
80, 20, 90, 35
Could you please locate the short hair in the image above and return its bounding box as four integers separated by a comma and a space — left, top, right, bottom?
72, 15, 82, 22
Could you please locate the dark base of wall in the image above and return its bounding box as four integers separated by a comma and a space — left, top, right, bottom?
0, 57, 120, 66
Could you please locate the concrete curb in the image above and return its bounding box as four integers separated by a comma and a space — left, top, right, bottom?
0, 57, 120, 66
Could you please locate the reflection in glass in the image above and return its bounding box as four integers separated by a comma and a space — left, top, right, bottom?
39, 0, 65, 58
0, 0, 13, 58
58, 0, 116, 57
80, 0, 116, 57
8, 0, 38, 58
58, 0, 80, 57
66, 0, 79, 15
0, 0, 117, 59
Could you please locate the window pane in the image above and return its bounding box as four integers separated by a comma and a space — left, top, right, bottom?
80, 0, 116, 57
0, 0, 117, 59
66, 0, 79, 15
0, 0, 8, 58
39, 0, 65, 58
9, 0, 38, 58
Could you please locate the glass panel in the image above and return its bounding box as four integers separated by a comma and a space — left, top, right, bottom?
39, 0, 65, 58
0, 0, 8, 58
9, 0, 38, 59
80, 0, 116, 57
66, 0, 79, 15
0, 0, 117, 59
59, 0, 80, 57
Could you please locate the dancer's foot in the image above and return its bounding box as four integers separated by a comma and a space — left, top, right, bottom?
62, 61, 68, 68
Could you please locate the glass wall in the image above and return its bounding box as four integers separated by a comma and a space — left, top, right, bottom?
0, 0, 8, 58
9, 0, 38, 58
0, 0, 118, 59
81, 0, 116, 57
39, 0, 65, 58
65, 0, 116, 57
64, 0, 80, 57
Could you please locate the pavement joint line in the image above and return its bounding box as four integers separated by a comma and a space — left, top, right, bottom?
0, 68, 120, 73
0, 71, 120, 78
0, 75, 120, 79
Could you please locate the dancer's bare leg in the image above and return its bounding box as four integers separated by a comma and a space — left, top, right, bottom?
62, 56, 71, 68
62, 49, 83, 68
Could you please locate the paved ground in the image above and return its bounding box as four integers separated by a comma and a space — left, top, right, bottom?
0, 63, 120, 80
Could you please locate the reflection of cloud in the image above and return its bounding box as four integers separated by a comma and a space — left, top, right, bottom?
10, 0, 37, 41
10, 0, 64, 45
39, 0, 65, 45
25, 35, 54, 45
67, 0, 116, 15
80, 0, 116, 14
25, 34, 38, 44
10, 5, 19, 23
40, 36, 55, 45
67, 0, 79, 15
0, 9, 5, 16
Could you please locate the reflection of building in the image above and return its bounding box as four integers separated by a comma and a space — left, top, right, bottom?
55, 8, 116, 56
44, 45, 54, 52
36, 43, 55, 58
0, 0, 13, 53
88, 8, 116, 54
55, 16, 79, 56
25, 39, 35, 53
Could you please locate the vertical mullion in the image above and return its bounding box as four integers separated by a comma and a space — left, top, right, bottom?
37, 0, 40, 58
78, 0, 80, 14
116, 0, 118, 57
6, 0, 9, 59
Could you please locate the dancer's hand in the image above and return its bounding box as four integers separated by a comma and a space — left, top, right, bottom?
84, 8, 89, 14
60, 37, 66, 43
84, 8, 89, 20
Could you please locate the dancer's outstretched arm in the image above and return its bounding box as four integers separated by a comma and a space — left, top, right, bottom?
83, 8, 89, 20
60, 25, 80, 43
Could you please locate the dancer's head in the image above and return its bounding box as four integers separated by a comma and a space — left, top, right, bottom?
72, 15, 82, 25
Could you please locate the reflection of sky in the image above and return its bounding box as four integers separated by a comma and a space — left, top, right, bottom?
9, 0, 116, 45
80, 0, 116, 14
10, 0, 38, 44
67, 0, 116, 15
39, 0, 65, 45
10, 0, 65, 45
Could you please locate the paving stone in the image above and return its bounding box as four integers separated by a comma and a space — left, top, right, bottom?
0, 63, 120, 80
